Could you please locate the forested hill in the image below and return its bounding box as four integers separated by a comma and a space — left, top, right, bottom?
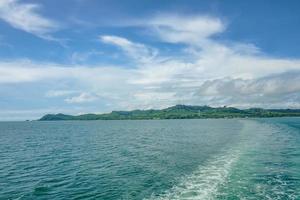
39, 105, 300, 120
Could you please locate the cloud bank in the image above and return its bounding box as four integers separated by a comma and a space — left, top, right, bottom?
0, 14, 300, 119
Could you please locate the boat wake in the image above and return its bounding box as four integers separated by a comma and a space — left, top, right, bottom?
145, 120, 265, 200
145, 119, 300, 200
146, 148, 240, 200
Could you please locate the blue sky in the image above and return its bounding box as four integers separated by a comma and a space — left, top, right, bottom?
0, 0, 300, 120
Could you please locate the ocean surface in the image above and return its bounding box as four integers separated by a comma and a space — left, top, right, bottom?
0, 118, 300, 200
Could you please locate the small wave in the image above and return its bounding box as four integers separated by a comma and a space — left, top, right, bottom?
145, 148, 240, 200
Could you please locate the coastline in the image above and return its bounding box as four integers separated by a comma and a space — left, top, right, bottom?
38, 105, 300, 121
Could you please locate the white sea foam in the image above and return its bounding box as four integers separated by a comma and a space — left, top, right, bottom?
145, 120, 264, 200
145, 119, 298, 200
145, 148, 240, 200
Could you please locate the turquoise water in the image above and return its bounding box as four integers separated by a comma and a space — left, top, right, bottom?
0, 118, 300, 199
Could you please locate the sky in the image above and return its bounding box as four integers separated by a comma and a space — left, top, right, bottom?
0, 0, 300, 120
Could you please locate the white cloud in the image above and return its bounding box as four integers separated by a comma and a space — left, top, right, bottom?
1, 14, 300, 117
131, 91, 176, 109
100, 35, 158, 63
0, 0, 59, 39
0, 60, 133, 83
65, 92, 98, 103
45, 90, 78, 97
131, 14, 225, 45
194, 71, 300, 107
70, 50, 103, 64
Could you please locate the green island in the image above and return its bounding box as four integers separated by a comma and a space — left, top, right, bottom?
39, 105, 300, 120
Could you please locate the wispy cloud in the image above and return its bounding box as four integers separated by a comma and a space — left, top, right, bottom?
45, 90, 78, 97
65, 92, 98, 103
100, 35, 158, 64
146, 14, 225, 44
0, 0, 59, 39
70, 50, 103, 64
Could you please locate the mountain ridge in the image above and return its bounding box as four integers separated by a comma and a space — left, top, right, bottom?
39, 105, 300, 120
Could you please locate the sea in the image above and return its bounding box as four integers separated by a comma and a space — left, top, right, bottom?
1, 118, 300, 199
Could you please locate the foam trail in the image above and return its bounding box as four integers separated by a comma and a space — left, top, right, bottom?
145, 148, 240, 200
